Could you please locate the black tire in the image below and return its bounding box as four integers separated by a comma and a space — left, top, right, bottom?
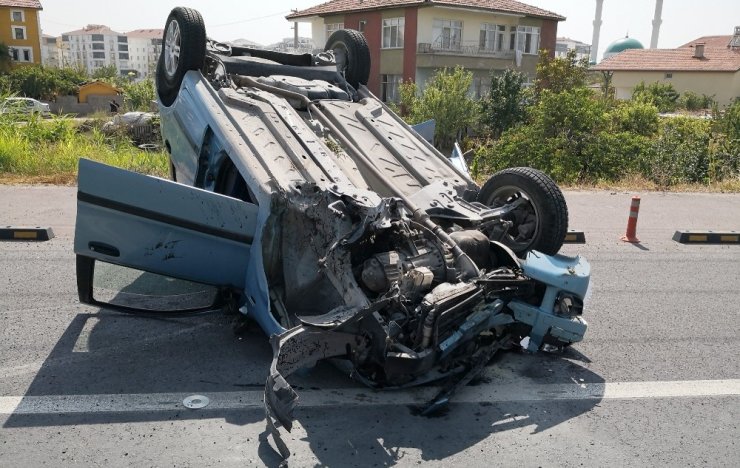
477, 167, 568, 256
324, 29, 370, 89
156, 7, 206, 106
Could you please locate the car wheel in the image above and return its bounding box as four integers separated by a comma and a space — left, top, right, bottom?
324, 29, 370, 89
156, 7, 206, 106
477, 167, 568, 256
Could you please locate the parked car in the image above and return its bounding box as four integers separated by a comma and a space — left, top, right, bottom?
0, 97, 51, 116
73, 7, 590, 462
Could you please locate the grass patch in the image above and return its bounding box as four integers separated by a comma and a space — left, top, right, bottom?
0, 114, 168, 183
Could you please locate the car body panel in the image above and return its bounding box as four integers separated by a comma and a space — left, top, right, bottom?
74, 159, 256, 289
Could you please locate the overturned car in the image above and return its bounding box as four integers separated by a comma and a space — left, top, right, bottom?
73, 7, 589, 461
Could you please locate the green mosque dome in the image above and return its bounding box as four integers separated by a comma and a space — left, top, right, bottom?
604, 37, 645, 58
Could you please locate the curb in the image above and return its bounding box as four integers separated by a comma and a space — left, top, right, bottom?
672, 230, 739, 244
0, 226, 55, 242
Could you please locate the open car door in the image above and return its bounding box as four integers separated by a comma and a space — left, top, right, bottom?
74, 159, 258, 314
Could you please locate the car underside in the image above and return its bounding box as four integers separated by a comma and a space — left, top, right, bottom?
73, 7, 590, 462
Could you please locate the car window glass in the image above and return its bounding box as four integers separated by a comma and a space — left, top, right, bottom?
93, 261, 218, 311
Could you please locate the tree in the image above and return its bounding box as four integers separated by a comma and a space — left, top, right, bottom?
535, 49, 589, 95
120, 79, 155, 111
631, 81, 679, 113
400, 66, 478, 150
92, 64, 118, 80
1, 66, 87, 100
0, 42, 11, 73
480, 69, 528, 138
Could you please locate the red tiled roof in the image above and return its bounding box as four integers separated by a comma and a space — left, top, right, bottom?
126, 29, 164, 39
679, 35, 733, 49
287, 0, 564, 20
0, 0, 43, 9
592, 46, 740, 73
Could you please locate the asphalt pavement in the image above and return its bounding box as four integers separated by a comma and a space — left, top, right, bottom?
1, 186, 738, 467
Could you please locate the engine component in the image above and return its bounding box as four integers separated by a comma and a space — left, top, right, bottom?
449, 230, 493, 270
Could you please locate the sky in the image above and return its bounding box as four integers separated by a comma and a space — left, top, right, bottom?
38, 0, 740, 59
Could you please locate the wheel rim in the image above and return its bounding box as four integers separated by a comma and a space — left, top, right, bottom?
484, 185, 540, 252
332, 43, 348, 75
164, 19, 181, 78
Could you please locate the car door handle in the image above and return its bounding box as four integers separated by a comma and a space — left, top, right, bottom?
88, 241, 120, 257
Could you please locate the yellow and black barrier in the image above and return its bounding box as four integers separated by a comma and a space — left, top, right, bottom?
0, 226, 55, 242
672, 231, 739, 244
563, 230, 586, 244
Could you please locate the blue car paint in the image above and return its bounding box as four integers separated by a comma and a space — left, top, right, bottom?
509, 251, 590, 351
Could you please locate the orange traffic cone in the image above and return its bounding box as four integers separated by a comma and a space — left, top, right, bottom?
621, 196, 641, 243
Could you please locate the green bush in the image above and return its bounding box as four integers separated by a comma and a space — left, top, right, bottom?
642, 117, 711, 185
480, 69, 528, 138
632, 81, 680, 113
678, 91, 715, 111
399, 66, 478, 150
609, 100, 659, 136
0, 66, 87, 100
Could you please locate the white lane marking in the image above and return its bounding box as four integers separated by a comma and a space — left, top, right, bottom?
1, 379, 738, 415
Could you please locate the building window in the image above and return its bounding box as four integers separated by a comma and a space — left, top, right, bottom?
119, 53, 129, 60
433, 19, 462, 50
13, 26, 27, 40
10, 10, 24, 23
381, 74, 402, 103
382, 17, 404, 48
326, 23, 344, 37
118, 44, 128, 52
9, 46, 33, 62
92, 51, 105, 59
664, 73, 673, 79
358, 20, 367, 34
92, 43, 105, 50
91, 34, 104, 42
118, 36, 127, 43
480, 23, 507, 51
514, 26, 540, 55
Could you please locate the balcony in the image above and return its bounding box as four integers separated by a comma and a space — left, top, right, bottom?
416, 39, 526, 71
417, 40, 515, 59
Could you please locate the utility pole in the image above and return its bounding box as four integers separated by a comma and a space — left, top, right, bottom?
292, 9, 299, 50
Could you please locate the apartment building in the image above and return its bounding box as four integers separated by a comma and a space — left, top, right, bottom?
40, 33, 60, 67
555, 37, 590, 62
287, 0, 563, 101
61, 24, 130, 75
126, 29, 163, 79
0, 0, 43, 65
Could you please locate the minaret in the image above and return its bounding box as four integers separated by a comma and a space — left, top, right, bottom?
650, 0, 663, 49
590, 0, 604, 63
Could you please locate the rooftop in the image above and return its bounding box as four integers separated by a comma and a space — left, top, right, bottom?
63, 24, 124, 36
592, 46, 740, 73
679, 35, 734, 49
0, 0, 43, 9
126, 29, 164, 39
287, 0, 564, 21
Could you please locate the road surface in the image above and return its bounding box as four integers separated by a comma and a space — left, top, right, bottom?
1, 186, 738, 467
